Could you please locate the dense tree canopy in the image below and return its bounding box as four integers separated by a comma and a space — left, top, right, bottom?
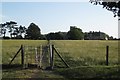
1, 21, 116, 40
67, 26, 84, 40
18, 25, 26, 36
0, 21, 18, 38
90, 0, 120, 19
25, 23, 41, 39
84, 31, 109, 40
46, 32, 67, 40
0, 21, 27, 39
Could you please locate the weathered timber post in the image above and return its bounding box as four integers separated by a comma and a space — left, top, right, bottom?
21, 45, 24, 67
50, 44, 54, 69
51, 45, 54, 69
106, 46, 109, 66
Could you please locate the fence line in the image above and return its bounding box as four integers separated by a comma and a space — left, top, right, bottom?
106, 46, 109, 66
2, 44, 118, 69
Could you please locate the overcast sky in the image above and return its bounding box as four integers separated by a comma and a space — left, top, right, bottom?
1, 1, 119, 38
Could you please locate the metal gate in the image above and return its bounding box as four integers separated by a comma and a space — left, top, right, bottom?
8, 43, 69, 70
23, 45, 50, 69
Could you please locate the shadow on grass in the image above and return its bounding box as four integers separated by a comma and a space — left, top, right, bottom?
53, 53, 120, 79
2, 64, 40, 70
53, 66, 120, 79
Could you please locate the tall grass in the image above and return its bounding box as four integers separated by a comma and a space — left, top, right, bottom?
2, 40, 47, 64
2, 40, 119, 66
51, 40, 118, 66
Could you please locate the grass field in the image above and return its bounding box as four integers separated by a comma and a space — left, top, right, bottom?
52, 40, 119, 66
1, 40, 120, 79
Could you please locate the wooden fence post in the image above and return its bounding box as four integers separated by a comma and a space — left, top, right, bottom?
106, 46, 109, 66
21, 45, 24, 67
50, 45, 54, 69
51, 45, 54, 69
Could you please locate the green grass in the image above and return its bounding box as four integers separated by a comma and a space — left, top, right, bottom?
2, 66, 120, 79
2, 40, 119, 65
2, 68, 64, 78
1, 40, 120, 78
2, 40, 47, 64
52, 40, 119, 66
54, 66, 120, 78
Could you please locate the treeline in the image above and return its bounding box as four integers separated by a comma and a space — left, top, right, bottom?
0, 21, 119, 40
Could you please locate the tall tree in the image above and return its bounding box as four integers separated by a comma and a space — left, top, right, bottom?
12, 27, 19, 38
16, 25, 27, 38
0, 21, 17, 38
6, 21, 17, 38
46, 32, 67, 40
0, 23, 6, 37
25, 23, 41, 39
90, 0, 120, 19
67, 26, 84, 40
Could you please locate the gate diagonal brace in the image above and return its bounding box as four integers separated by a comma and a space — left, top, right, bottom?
9, 45, 22, 65
53, 46, 70, 68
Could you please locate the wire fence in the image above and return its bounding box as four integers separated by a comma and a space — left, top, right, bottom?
2, 40, 119, 68
52, 41, 119, 66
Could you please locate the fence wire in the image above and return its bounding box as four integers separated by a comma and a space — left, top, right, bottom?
2, 40, 119, 68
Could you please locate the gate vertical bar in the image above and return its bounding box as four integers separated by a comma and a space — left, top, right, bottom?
40, 45, 42, 68
35, 47, 38, 67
